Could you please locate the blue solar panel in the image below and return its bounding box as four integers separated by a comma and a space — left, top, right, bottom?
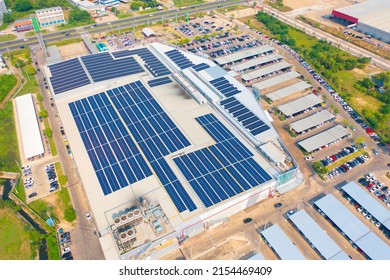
147, 77, 172, 87
219, 97, 270, 137
165, 49, 194, 69
107, 81, 196, 213
69, 92, 152, 196
81, 53, 144, 82
210, 77, 241, 98
48, 58, 91, 95
193, 63, 210, 72
174, 113, 271, 208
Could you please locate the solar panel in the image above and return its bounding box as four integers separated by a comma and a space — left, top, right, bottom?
219, 97, 270, 136
147, 77, 172, 87
210, 77, 240, 98
107, 81, 195, 213
165, 49, 194, 69
193, 63, 210, 72
174, 113, 271, 208
69, 92, 152, 196
48, 58, 91, 95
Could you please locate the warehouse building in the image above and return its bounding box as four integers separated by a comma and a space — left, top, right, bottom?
35, 7, 65, 27
332, 0, 390, 43
44, 43, 302, 259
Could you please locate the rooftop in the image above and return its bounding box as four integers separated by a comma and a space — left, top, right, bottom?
241, 61, 291, 82
260, 224, 306, 260
277, 94, 323, 117
267, 81, 311, 101
253, 71, 300, 91
290, 109, 335, 133
214, 45, 274, 66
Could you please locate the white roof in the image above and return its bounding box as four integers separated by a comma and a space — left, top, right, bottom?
334, 0, 390, 33
253, 71, 300, 91
259, 141, 286, 163
15, 94, 44, 159
354, 231, 390, 260
261, 224, 306, 260
289, 210, 349, 260
342, 181, 390, 225
241, 61, 291, 82
290, 110, 335, 133
298, 125, 349, 152
314, 194, 370, 242
214, 45, 274, 65
232, 54, 282, 72
277, 94, 323, 117
142, 27, 155, 37
267, 81, 311, 101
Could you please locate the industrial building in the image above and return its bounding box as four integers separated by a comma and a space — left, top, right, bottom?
14, 18, 33, 32
35, 7, 65, 27
0, 0, 7, 21
332, 0, 390, 43
44, 43, 302, 259
14, 94, 45, 160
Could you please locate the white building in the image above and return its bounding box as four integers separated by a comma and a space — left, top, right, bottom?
0, 0, 7, 21
35, 6, 65, 27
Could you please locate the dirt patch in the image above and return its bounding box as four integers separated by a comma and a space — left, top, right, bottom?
41, 192, 73, 231
226, 8, 258, 19
58, 42, 90, 60
283, 0, 357, 10
194, 238, 249, 260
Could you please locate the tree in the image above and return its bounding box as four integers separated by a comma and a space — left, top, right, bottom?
44, 128, 52, 137
312, 161, 328, 175
39, 110, 48, 118
13, 0, 33, 12
69, 9, 91, 24
64, 207, 76, 222
2, 13, 14, 25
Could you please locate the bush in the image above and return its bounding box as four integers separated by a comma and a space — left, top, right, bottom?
0, 74, 17, 101
25, 64, 36, 75
312, 161, 328, 174
39, 110, 48, 118
2, 13, 14, 24
13, 0, 33, 12
58, 175, 67, 186
44, 128, 52, 137
64, 207, 76, 222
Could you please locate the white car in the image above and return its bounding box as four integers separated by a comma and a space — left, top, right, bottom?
63, 247, 71, 253
86, 212, 91, 220
357, 206, 364, 213
362, 210, 368, 217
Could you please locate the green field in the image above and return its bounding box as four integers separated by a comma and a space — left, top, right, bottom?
0, 207, 31, 259
0, 74, 17, 104
0, 34, 17, 42
174, 0, 203, 7
0, 102, 19, 172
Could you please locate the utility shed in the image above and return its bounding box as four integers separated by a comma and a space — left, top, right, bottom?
142, 27, 155, 37
15, 94, 45, 159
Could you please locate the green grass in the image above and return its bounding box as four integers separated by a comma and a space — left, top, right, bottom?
13, 180, 26, 202
267, 1, 293, 12
174, 0, 203, 7
46, 37, 83, 47
117, 12, 134, 19
289, 29, 317, 49
0, 102, 20, 172
17, 66, 39, 96
326, 150, 364, 171
0, 74, 17, 106
138, 8, 158, 15
44, 119, 57, 156
0, 207, 31, 259
25, 30, 48, 37
0, 34, 17, 42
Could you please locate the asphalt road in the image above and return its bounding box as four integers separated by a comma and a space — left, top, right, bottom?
32, 47, 105, 260
0, 0, 245, 53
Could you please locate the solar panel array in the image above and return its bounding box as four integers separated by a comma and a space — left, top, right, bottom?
81, 52, 144, 82
107, 81, 196, 213
220, 97, 270, 136
173, 113, 272, 208
69, 92, 152, 196
165, 49, 194, 69
210, 77, 241, 97
112, 48, 171, 77
147, 77, 172, 88
193, 63, 210, 72
49, 58, 91, 95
